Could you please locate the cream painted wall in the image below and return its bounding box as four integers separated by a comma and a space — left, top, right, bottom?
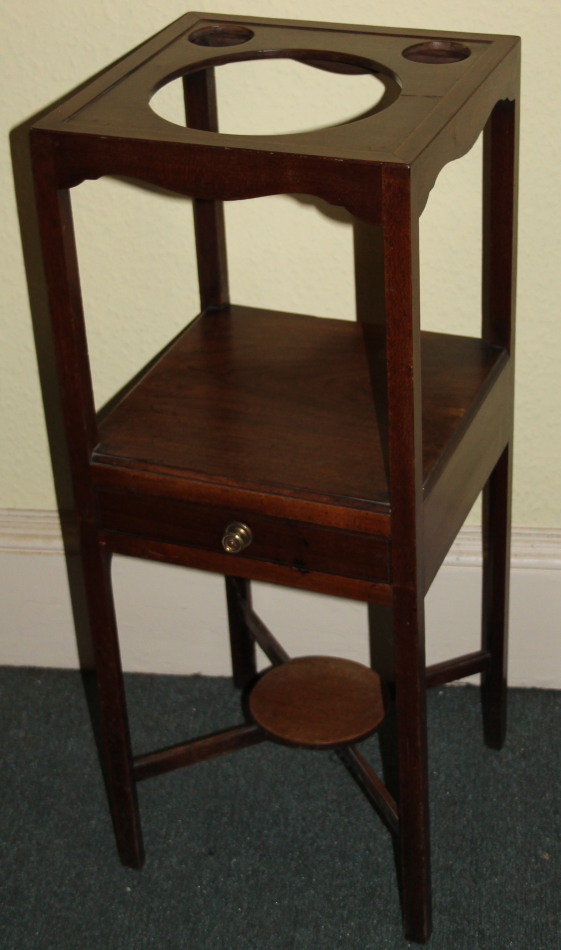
3, 0, 560, 528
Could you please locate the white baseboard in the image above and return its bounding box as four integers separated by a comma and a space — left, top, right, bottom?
1, 509, 560, 687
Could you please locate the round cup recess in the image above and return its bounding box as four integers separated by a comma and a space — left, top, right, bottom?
188, 25, 255, 47
402, 40, 471, 64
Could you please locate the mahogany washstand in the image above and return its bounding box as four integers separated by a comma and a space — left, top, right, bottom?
30, 13, 519, 943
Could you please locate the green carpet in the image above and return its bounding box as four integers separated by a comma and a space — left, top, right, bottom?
1, 668, 559, 949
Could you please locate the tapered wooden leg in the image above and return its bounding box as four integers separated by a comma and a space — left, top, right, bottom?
30, 148, 144, 869
376, 165, 431, 942
481, 96, 517, 752
481, 444, 512, 749
81, 525, 144, 868
368, 601, 400, 804
368, 602, 395, 683
183, 69, 229, 310
225, 576, 257, 689
394, 590, 432, 944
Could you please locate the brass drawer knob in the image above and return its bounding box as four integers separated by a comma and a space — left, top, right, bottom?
222, 522, 253, 554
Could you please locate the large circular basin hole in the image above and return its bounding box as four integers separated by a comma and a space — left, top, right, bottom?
402, 40, 471, 64
188, 25, 254, 47
151, 57, 399, 136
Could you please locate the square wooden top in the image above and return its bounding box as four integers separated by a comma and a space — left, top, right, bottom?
32, 12, 519, 213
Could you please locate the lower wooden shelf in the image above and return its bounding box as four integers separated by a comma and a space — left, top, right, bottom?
249, 655, 386, 749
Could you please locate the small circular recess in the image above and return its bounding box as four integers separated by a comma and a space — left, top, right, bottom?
402, 40, 471, 64
249, 655, 385, 749
188, 25, 255, 47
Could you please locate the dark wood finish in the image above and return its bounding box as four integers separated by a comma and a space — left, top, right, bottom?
381, 166, 432, 942
480, 93, 518, 750
482, 445, 512, 748
93, 306, 505, 518
249, 656, 385, 748
422, 351, 512, 588
425, 650, 491, 689
183, 62, 257, 693
29, 13, 519, 944
81, 533, 144, 870
95, 481, 391, 585
97, 527, 393, 604
31, 14, 518, 217
242, 607, 291, 667
30, 144, 144, 872
183, 67, 229, 308
134, 722, 265, 781
225, 576, 257, 688
339, 745, 399, 834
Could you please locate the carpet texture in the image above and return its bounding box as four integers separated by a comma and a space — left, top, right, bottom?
1, 667, 559, 949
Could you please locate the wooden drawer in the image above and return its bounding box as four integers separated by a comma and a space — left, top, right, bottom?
96, 489, 390, 585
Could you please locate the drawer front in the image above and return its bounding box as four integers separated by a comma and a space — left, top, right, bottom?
96, 490, 390, 585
